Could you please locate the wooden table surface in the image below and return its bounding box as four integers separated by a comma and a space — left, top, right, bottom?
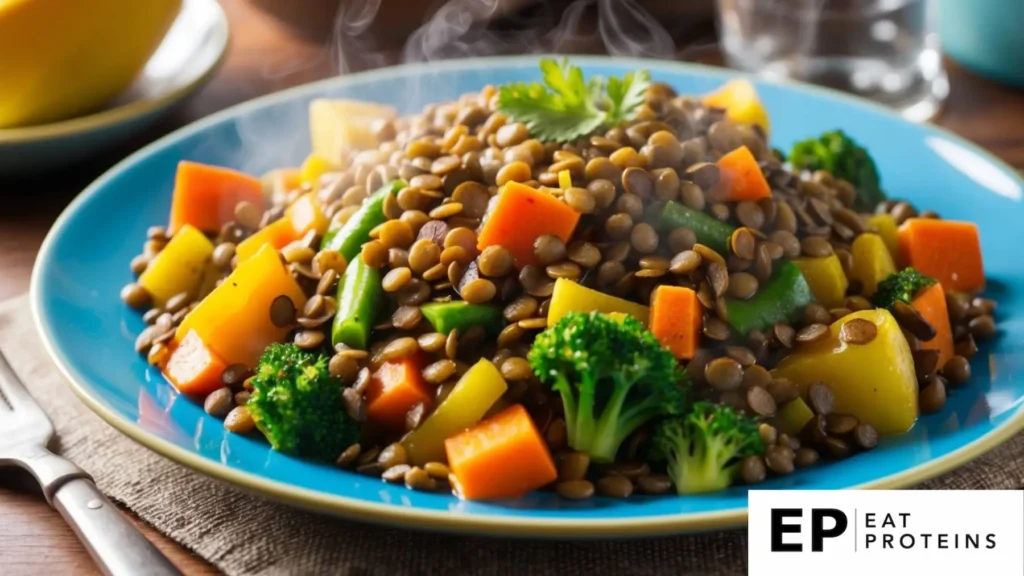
1, 1, 1022, 573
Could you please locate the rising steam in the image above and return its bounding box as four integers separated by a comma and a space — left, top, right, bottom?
230, 0, 692, 175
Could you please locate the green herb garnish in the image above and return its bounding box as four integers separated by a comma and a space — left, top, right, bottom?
497, 58, 651, 143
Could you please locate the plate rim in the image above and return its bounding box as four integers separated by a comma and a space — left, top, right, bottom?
30, 54, 1024, 537
0, 0, 230, 145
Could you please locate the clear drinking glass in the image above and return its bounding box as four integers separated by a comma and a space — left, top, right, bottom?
716, 0, 948, 122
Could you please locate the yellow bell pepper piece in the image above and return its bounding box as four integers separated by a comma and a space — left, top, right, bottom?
867, 214, 901, 266
138, 225, 214, 308
773, 309, 918, 435
299, 154, 337, 188
850, 233, 896, 297
547, 278, 649, 327
772, 397, 814, 436
403, 359, 508, 465
309, 99, 398, 162
558, 170, 572, 190
792, 255, 848, 310
701, 79, 770, 135
176, 244, 308, 367
235, 192, 329, 262
287, 191, 330, 238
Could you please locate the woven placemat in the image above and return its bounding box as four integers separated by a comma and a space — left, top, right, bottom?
3, 295, 1022, 576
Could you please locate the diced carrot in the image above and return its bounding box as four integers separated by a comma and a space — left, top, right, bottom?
161, 329, 229, 397
365, 354, 433, 431
898, 218, 985, 293
710, 145, 771, 202
176, 244, 308, 367
650, 286, 702, 360
912, 282, 954, 369
445, 404, 557, 500
235, 192, 329, 262
476, 181, 581, 268
168, 161, 265, 235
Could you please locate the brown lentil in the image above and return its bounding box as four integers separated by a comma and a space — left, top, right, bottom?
557, 480, 595, 500
839, 318, 877, 344
794, 447, 820, 468
853, 423, 879, 450
224, 406, 255, 433
968, 314, 996, 339
336, 443, 361, 468
740, 455, 767, 484
941, 355, 971, 387
795, 323, 829, 343
919, 379, 946, 414
705, 357, 744, 391
807, 383, 835, 415
747, 386, 777, 416
765, 445, 795, 474
596, 475, 634, 498
269, 295, 296, 328
120, 283, 151, 310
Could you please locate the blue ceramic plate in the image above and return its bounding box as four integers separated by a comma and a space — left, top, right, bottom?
31, 56, 1024, 537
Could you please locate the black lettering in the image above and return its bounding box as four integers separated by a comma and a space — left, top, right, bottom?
865, 534, 876, 548
986, 534, 997, 549
882, 513, 895, 528
865, 513, 875, 528
966, 534, 979, 549
883, 534, 894, 548
938, 534, 948, 549
899, 512, 911, 528
900, 534, 915, 549
921, 533, 932, 548
811, 509, 848, 552
954, 533, 960, 548
771, 509, 803, 552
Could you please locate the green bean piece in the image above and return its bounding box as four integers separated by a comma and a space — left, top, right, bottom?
420, 301, 505, 336
658, 201, 734, 255
331, 257, 383, 350
725, 261, 813, 335
320, 180, 405, 261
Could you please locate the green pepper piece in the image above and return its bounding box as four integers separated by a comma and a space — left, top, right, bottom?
658, 201, 734, 255
320, 180, 405, 261
332, 257, 383, 350
420, 301, 504, 336
725, 261, 813, 335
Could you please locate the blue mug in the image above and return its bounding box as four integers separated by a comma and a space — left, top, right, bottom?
939, 0, 1024, 88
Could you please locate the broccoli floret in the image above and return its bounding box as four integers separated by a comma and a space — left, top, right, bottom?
789, 129, 885, 209
528, 311, 686, 462
650, 402, 764, 495
872, 267, 937, 310
246, 343, 359, 462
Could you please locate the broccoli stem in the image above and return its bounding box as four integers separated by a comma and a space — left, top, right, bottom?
672, 435, 737, 495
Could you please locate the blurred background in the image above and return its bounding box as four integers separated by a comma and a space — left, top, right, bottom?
1, 0, 1022, 299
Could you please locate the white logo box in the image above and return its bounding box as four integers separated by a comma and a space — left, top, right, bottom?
749, 490, 1024, 576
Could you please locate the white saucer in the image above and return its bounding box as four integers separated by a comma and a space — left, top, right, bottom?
0, 0, 229, 177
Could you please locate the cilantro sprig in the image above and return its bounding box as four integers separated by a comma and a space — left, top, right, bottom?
497, 59, 651, 142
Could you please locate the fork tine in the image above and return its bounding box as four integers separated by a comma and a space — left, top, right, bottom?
0, 348, 51, 421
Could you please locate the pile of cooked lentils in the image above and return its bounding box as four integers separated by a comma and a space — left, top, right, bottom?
122, 66, 997, 501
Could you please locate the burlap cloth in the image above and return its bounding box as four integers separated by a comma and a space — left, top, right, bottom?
2, 295, 1022, 575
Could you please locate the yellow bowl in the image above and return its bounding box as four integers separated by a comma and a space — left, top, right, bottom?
0, 0, 182, 128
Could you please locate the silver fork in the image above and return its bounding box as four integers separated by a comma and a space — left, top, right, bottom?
0, 350, 181, 576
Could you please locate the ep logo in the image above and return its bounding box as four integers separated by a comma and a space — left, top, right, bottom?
771, 508, 848, 552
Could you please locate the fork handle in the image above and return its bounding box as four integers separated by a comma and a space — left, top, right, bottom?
52, 478, 182, 576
